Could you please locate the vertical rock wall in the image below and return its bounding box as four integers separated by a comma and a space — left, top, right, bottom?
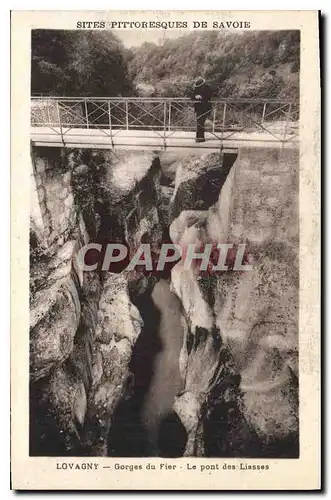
30, 147, 164, 456
169, 148, 299, 457
29, 144, 299, 458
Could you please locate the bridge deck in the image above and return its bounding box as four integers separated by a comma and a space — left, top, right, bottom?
31, 127, 298, 152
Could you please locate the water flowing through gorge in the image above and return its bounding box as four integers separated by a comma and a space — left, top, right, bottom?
108, 278, 184, 457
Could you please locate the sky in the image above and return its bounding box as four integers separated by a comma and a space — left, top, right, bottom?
115, 29, 187, 48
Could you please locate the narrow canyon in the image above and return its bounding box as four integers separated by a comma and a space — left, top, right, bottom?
29, 145, 299, 458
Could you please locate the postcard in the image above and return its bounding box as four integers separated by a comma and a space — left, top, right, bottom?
11, 10, 320, 490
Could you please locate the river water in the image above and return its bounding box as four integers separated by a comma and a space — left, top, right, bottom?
108, 278, 184, 457
141, 279, 184, 452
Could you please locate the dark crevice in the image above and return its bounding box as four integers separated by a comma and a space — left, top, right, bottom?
107, 291, 162, 456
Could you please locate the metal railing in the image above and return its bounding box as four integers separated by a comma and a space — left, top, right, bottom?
31, 97, 299, 147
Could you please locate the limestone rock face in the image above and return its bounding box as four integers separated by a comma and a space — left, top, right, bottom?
96, 274, 143, 345
159, 186, 175, 226
213, 148, 299, 447
30, 146, 164, 456
31, 148, 78, 250
30, 144, 299, 458
30, 274, 81, 381
214, 254, 298, 442
95, 151, 164, 295
170, 148, 299, 456
78, 151, 164, 455
83, 336, 134, 455
170, 152, 237, 221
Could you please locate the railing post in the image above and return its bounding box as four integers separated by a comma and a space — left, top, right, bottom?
282, 103, 292, 143
56, 101, 64, 146
46, 97, 51, 126
168, 102, 172, 131
163, 101, 167, 149
212, 106, 216, 134
261, 102, 266, 125
84, 99, 89, 129
125, 101, 129, 131
221, 102, 227, 150
108, 100, 113, 148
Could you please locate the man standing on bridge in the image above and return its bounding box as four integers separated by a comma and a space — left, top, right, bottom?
190, 77, 213, 143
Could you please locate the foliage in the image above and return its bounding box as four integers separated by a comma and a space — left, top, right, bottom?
31, 29, 300, 101
127, 30, 300, 100
31, 30, 133, 96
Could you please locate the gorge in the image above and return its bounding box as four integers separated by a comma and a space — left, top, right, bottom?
29, 145, 299, 458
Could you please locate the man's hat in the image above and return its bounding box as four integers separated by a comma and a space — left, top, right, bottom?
194, 77, 205, 88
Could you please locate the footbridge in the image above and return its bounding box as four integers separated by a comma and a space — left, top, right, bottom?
31, 97, 299, 153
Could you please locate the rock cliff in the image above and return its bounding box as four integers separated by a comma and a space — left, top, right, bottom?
30, 147, 164, 455
30, 145, 299, 458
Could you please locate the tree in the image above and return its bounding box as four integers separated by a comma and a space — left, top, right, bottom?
126, 30, 300, 100
31, 30, 133, 96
